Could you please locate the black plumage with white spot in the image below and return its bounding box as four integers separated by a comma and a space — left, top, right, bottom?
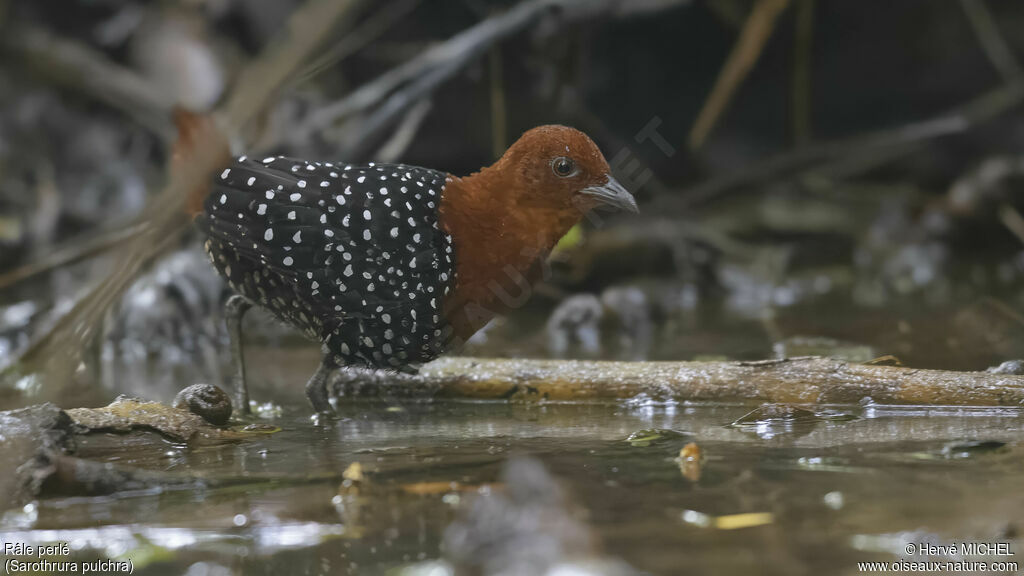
197, 156, 456, 370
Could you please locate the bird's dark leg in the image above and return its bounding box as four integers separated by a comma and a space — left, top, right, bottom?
305, 354, 338, 415
224, 294, 252, 415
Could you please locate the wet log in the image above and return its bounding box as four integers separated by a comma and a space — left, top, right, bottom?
336, 356, 1024, 406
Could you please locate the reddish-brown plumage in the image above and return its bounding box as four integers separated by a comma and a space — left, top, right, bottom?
438, 125, 630, 342
174, 110, 230, 218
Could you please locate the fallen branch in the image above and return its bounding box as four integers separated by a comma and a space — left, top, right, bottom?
336, 356, 1024, 406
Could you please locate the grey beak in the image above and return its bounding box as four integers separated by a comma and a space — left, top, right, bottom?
580, 176, 639, 214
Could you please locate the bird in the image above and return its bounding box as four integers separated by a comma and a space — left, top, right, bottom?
189, 125, 638, 416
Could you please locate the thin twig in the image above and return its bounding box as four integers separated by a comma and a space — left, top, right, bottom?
959, 0, 1024, 86
222, 0, 358, 136
803, 82, 1024, 183
669, 82, 1024, 209
0, 224, 146, 290
303, 0, 558, 154
688, 0, 790, 150
288, 0, 422, 90
997, 203, 1024, 247
1, 26, 174, 140
298, 0, 692, 156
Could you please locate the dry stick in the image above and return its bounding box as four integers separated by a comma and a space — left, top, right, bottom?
10, 0, 359, 389
670, 82, 1024, 209
0, 224, 145, 290
2, 27, 174, 141
1, 1, 380, 288
303, 0, 692, 156
297, 0, 555, 139
14, 167, 214, 380
0, 28, 179, 291
343, 356, 1024, 407
678, 2, 1024, 208
332, 0, 558, 158
997, 203, 1024, 247
288, 0, 422, 90
784, 1, 1024, 204
802, 79, 1024, 186
959, 0, 1024, 86
221, 0, 358, 134
688, 0, 790, 150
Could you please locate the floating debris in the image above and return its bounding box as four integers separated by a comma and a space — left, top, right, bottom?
624, 428, 690, 447
682, 510, 774, 530
940, 440, 1008, 459
823, 491, 845, 510
796, 456, 861, 473
343, 462, 365, 483
730, 403, 858, 439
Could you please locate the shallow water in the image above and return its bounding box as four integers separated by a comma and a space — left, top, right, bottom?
2, 396, 1023, 575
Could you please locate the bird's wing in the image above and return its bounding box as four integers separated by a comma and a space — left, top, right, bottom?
198, 156, 454, 336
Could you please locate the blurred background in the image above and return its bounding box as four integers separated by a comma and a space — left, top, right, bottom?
3, 0, 1024, 406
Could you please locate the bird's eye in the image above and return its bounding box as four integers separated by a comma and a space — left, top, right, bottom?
551, 157, 577, 178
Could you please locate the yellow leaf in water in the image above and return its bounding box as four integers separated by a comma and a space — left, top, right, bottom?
343, 462, 364, 482
713, 512, 774, 530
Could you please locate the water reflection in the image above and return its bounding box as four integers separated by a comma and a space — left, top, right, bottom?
1, 401, 1022, 575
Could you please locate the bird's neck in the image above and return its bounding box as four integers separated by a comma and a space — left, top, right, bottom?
438, 168, 580, 342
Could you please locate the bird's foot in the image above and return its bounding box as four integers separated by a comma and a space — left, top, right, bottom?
305, 356, 339, 422
224, 294, 253, 416
309, 411, 343, 426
